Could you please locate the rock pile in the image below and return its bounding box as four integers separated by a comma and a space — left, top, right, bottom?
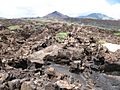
0, 19, 120, 90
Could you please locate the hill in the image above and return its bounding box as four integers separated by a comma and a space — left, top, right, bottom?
79, 13, 113, 20
43, 11, 69, 19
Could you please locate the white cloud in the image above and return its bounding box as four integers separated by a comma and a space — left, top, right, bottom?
0, 0, 120, 19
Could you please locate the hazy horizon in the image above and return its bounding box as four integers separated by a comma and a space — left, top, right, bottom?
0, 0, 120, 19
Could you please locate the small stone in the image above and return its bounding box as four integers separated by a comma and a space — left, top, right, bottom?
90, 43, 96, 47
0, 84, 8, 90
0, 73, 9, 83
46, 67, 55, 76
20, 78, 30, 84
45, 83, 55, 90
8, 79, 20, 90
80, 66, 85, 70
21, 81, 33, 90
84, 40, 90, 46
55, 80, 75, 90
0, 24, 6, 30
73, 61, 81, 64
74, 83, 82, 89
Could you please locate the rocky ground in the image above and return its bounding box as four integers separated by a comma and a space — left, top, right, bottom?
0, 19, 120, 90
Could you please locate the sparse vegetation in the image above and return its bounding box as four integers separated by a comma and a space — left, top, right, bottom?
55, 32, 68, 42
98, 40, 107, 44
8, 25, 21, 30
114, 32, 120, 36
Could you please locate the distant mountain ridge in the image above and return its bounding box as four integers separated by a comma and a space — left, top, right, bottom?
43, 11, 114, 20
0, 17, 5, 19
79, 13, 113, 20
43, 11, 69, 19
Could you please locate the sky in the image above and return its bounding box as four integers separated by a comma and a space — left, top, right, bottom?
0, 0, 120, 19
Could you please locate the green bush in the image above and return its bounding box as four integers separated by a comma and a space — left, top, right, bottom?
114, 32, 120, 36
8, 25, 21, 30
55, 32, 68, 42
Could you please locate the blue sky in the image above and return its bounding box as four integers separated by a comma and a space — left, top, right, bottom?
0, 0, 120, 19
107, 0, 120, 4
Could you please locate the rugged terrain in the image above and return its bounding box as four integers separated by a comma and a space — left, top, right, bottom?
0, 19, 120, 90
65, 18, 120, 30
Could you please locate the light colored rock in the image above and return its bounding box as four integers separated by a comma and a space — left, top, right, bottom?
73, 61, 81, 64
0, 84, 7, 90
21, 81, 33, 90
8, 79, 20, 90
29, 44, 63, 64
45, 83, 55, 90
0, 73, 8, 82
46, 67, 55, 75
55, 80, 75, 89
102, 43, 120, 52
